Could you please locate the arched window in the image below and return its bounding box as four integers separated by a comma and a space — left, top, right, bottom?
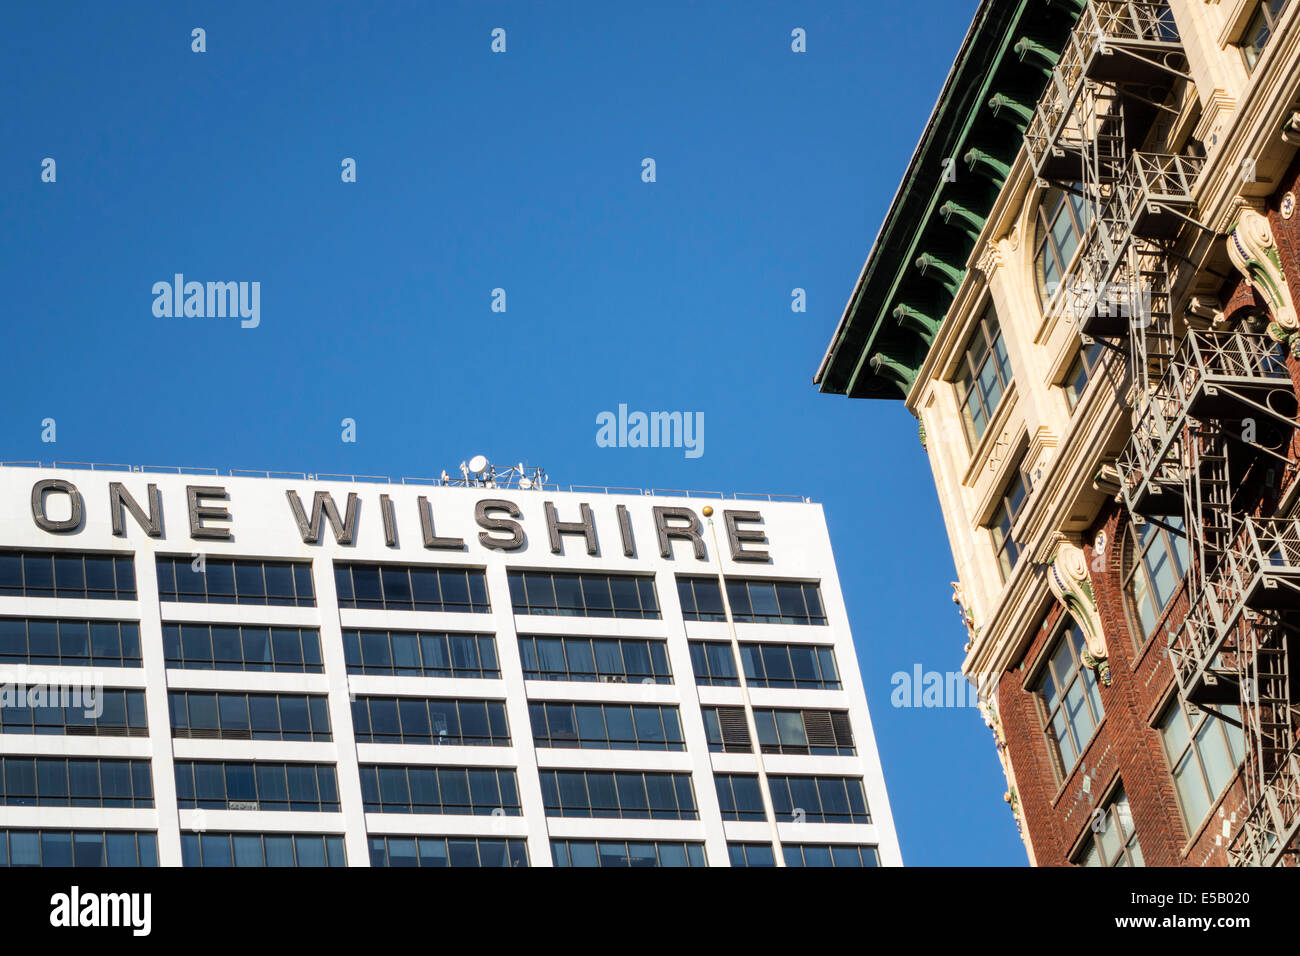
1123, 517, 1190, 641
1034, 187, 1088, 306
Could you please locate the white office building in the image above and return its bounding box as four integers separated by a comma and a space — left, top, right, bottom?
0, 463, 901, 867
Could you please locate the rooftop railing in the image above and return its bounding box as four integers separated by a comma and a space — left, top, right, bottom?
0, 461, 812, 503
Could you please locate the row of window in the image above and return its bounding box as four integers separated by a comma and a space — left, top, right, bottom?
335, 563, 489, 613
540, 770, 697, 820
529, 701, 684, 751
179, 832, 346, 867
518, 634, 672, 684
0, 830, 880, 867
359, 764, 520, 815
3, 552, 832, 631
728, 842, 880, 867
0, 686, 859, 763
702, 706, 856, 756
0, 689, 147, 736
157, 556, 314, 606
174, 761, 340, 812
169, 692, 332, 742
0, 551, 136, 601
369, 835, 528, 867
164, 623, 323, 672
0, 829, 158, 867
0, 758, 153, 807
351, 696, 510, 747
343, 628, 499, 678
715, 773, 870, 824
0, 622, 844, 699
677, 576, 827, 626
0, 617, 141, 667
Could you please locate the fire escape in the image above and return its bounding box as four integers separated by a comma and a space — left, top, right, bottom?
1026, 1, 1300, 865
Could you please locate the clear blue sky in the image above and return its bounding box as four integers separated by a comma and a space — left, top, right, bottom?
0, 0, 1023, 865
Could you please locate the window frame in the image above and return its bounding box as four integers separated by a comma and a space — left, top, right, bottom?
1158, 697, 1245, 835
953, 302, 1014, 449
1072, 784, 1143, 866
1034, 186, 1089, 309
987, 453, 1032, 583
1030, 618, 1105, 781
1123, 516, 1189, 648
1239, 0, 1290, 71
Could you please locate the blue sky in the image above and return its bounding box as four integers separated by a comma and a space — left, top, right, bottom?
0, 0, 1023, 864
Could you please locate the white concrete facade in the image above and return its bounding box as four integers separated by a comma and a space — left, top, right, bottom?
0, 465, 901, 867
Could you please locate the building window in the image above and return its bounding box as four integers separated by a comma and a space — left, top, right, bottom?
342, 630, 498, 679
368, 835, 528, 867
334, 563, 488, 613
508, 570, 659, 619
955, 303, 1013, 447
989, 456, 1032, 582
1074, 786, 1143, 866
539, 770, 697, 820
174, 761, 340, 812
1124, 517, 1189, 641
1063, 341, 1106, 410
1032, 620, 1105, 776
1, 689, 147, 737
0, 830, 158, 867
168, 692, 332, 742
517, 635, 671, 684
1159, 699, 1245, 831
529, 701, 684, 751
1241, 0, 1290, 70
715, 774, 768, 821
768, 775, 870, 824
0, 757, 153, 808
0, 618, 141, 668
783, 844, 880, 867
679, 576, 827, 625
754, 708, 856, 755
728, 842, 776, 867
351, 696, 510, 747
163, 623, 323, 673
181, 832, 346, 867
1034, 186, 1088, 306
0, 551, 136, 601
689, 641, 841, 689
550, 839, 706, 867
156, 556, 313, 607
358, 765, 520, 815
702, 706, 753, 752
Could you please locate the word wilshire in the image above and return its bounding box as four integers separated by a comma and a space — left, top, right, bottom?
25, 479, 773, 562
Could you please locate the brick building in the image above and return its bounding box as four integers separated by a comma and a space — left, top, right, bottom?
815, 0, 1300, 865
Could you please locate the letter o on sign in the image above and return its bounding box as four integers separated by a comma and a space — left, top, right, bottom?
31, 478, 84, 533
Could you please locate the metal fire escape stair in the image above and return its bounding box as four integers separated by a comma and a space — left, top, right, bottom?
1025, 0, 1300, 866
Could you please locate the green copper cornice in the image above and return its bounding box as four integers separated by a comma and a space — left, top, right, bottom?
815, 0, 1079, 401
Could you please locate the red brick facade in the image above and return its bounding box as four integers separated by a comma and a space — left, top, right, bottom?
998, 155, 1300, 866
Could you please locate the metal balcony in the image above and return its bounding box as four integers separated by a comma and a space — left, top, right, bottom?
1025, 0, 1185, 181
1116, 331, 1291, 518
1208, 518, 1300, 639
1229, 746, 1300, 867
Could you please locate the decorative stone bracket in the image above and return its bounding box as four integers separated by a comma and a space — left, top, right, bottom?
1046, 540, 1111, 685
1228, 209, 1298, 338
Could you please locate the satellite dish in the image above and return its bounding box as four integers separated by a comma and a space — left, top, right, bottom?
468, 455, 489, 474
518, 477, 533, 490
